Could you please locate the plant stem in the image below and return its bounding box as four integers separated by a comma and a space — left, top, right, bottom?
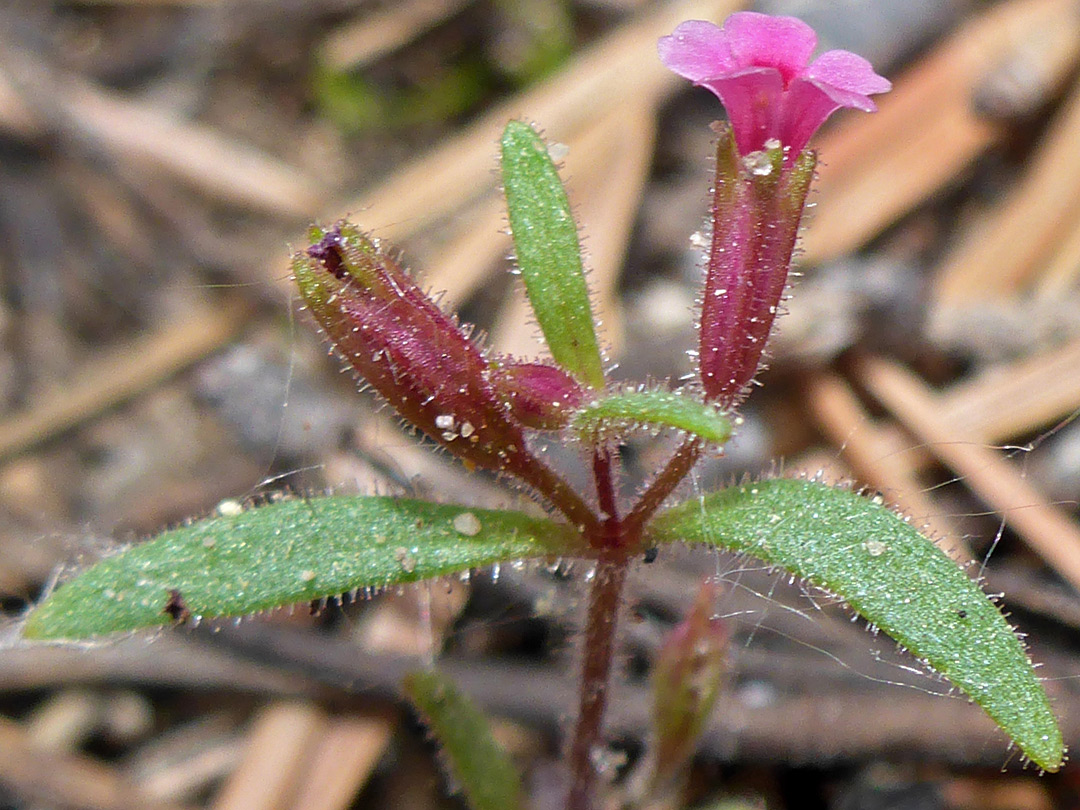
625, 436, 703, 535
519, 456, 601, 534
592, 447, 620, 549
566, 448, 630, 810
567, 547, 629, 810
567, 442, 699, 809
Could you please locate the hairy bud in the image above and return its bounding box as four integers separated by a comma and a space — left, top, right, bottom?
491, 361, 585, 430
698, 124, 815, 406
650, 580, 729, 788
294, 222, 530, 474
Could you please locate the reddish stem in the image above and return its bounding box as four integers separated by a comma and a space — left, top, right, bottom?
519, 456, 601, 535
567, 547, 629, 810
625, 436, 703, 536
566, 440, 700, 809
591, 447, 620, 548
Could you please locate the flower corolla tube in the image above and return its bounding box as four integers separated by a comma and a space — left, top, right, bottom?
658, 13, 891, 159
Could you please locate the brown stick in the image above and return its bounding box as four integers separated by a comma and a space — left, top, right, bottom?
857, 355, 1080, 592
0, 298, 248, 463
936, 335, 1080, 443
327, 0, 740, 244
0, 40, 322, 217
284, 712, 395, 810
210, 702, 325, 810
318, 0, 471, 70
804, 371, 970, 563
801, 0, 1077, 265
933, 35, 1080, 302
0, 714, 195, 810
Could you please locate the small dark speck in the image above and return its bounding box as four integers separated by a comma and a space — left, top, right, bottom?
957, 610, 968, 619
163, 589, 191, 623
307, 226, 347, 279
642, 547, 658, 564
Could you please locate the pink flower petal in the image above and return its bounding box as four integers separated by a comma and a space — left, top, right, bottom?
805, 50, 892, 96
722, 12, 816, 86
779, 77, 852, 156
702, 68, 785, 155
657, 20, 735, 83
658, 13, 891, 157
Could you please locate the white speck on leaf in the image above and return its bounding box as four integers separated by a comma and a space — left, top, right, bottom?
216, 499, 243, 517
453, 512, 482, 536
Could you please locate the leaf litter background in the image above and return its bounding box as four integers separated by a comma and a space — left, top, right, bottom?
4, 0, 1080, 808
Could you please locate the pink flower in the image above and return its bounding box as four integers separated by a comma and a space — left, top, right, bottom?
658, 13, 891, 158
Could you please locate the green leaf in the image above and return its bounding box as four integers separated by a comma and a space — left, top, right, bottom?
571, 389, 732, 445
646, 478, 1063, 772
500, 120, 604, 389
23, 497, 580, 641
404, 668, 524, 810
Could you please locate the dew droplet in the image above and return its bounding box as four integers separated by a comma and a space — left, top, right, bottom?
216, 499, 244, 517
394, 547, 417, 573
453, 512, 482, 536
743, 150, 774, 176
589, 745, 627, 778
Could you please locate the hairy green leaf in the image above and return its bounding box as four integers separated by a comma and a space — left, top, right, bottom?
571, 389, 731, 445
404, 669, 524, 810
500, 120, 604, 389
646, 478, 1063, 771
24, 497, 580, 641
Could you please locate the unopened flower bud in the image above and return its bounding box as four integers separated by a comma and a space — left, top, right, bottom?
650, 580, 728, 788
491, 361, 585, 430
294, 222, 529, 473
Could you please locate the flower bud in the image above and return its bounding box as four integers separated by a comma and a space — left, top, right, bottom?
650, 580, 728, 788
698, 124, 815, 406
294, 222, 529, 473
491, 361, 585, 430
